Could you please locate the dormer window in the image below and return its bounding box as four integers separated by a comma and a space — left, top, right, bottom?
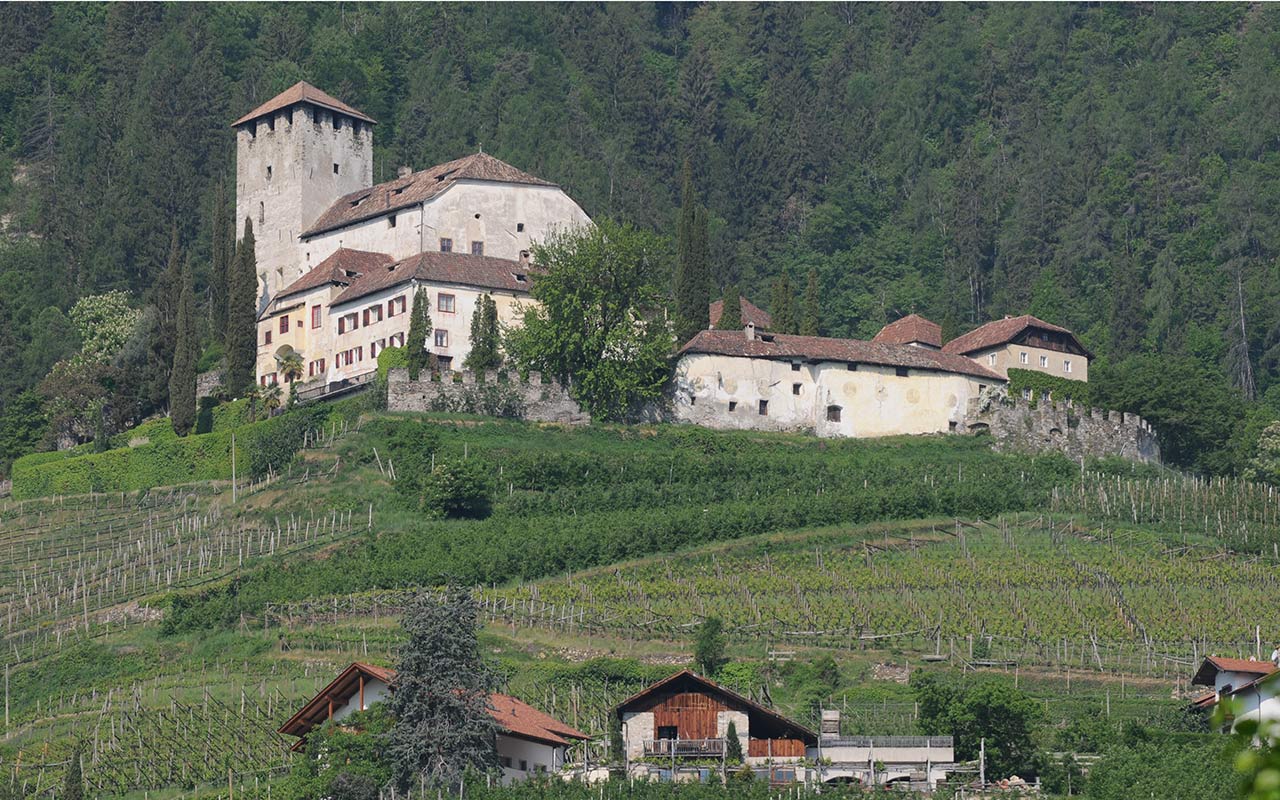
512, 273, 527, 283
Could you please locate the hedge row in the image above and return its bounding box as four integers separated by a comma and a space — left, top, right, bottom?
11, 403, 357, 499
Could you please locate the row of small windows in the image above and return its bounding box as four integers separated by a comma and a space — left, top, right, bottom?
999, 351, 1074, 374
249, 108, 365, 137
718, 397, 843, 423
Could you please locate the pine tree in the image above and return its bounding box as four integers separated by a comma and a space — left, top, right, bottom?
674, 160, 711, 345
387, 588, 498, 792
62, 744, 84, 800
718, 283, 743, 330
726, 720, 744, 764
209, 177, 231, 333
224, 219, 257, 395
800, 268, 821, 336
169, 259, 197, 436
464, 294, 501, 371
770, 270, 797, 334
406, 287, 432, 380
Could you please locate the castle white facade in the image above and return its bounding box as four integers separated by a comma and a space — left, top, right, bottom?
233, 82, 591, 388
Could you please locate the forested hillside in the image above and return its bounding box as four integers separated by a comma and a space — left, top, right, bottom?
5, 3, 1280, 473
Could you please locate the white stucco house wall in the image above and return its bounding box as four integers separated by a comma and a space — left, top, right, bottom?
1192, 655, 1280, 733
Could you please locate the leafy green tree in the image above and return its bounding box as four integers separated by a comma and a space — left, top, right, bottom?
168, 260, 197, 436
406, 287, 432, 381
718, 283, 742, 330
62, 744, 83, 800
508, 220, 673, 421
800, 268, 821, 336
242, 383, 261, 424
1245, 420, 1280, 485
464, 293, 501, 371
725, 720, 744, 764
695, 616, 726, 676
225, 219, 258, 395
769, 271, 797, 335
0, 391, 48, 475
68, 292, 142, 365
913, 671, 1041, 780
387, 588, 499, 792
419, 460, 491, 519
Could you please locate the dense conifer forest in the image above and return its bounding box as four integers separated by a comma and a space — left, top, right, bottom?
4, 3, 1280, 473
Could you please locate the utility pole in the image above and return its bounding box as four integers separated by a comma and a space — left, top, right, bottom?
979, 737, 986, 787
231, 433, 237, 503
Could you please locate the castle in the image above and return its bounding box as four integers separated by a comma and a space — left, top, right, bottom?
235, 84, 1134, 456
233, 82, 590, 387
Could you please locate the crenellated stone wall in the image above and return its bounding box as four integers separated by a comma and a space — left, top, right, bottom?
386, 368, 588, 424
963, 394, 1161, 464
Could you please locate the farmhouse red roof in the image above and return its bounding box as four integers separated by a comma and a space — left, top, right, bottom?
873, 314, 942, 348
679, 330, 1005, 381
331, 250, 535, 307
709, 296, 772, 330
303, 153, 555, 238
280, 662, 588, 747
941, 314, 1089, 358
232, 81, 376, 127
1191, 656, 1279, 686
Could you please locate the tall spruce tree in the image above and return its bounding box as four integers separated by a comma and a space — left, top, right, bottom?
387, 589, 499, 792
674, 161, 711, 345
464, 293, 501, 371
718, 282, 743, 330
406, 287, 432, 380
770, 270, 797, 334
209, 177, 230, 333
224, 219, 258, 395
169, 259, 196, 436
800, 268, 821, 336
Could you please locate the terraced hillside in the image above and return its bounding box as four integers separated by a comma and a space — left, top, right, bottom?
2, 414, 1275, 797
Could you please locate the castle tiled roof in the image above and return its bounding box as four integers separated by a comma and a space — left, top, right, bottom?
273, 248, 393, 304
332, 250, 535, 307
709, 296, 772, 330
873, 314, 942, 348
232, 81, 376, 128
303, 153, 556, 238
679, 330, 1005, 381
942, 315, 1089, 358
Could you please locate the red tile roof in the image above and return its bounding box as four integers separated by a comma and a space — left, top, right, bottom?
279, 662, 587, 747
303, 153, 556, 238
332, 250, 535, 307
874, 314, 942, 348
942, 315, 1091, 359
273, 248, 393, 303
679, 330, 1006, 381
233, 81, 376, 128
615, 669, 816, 745
709, 296, 772, 330
1191, 656, 1279, 686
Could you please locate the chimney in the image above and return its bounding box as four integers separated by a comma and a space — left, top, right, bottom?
745, 321, 756, 341
397, 165, 412, 178
821, 709, 840, 741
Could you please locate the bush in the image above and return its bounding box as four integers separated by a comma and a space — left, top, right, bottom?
419, 460, 492, 519
1007, 368, 1093, 408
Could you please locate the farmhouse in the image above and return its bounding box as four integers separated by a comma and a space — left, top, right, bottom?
615, 670, 955, 789
233, 82, 591, 388
280, 662, 589, 784
1190, 655, 1280, 732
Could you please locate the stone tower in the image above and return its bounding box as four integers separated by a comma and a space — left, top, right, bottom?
232, 82, 375, 307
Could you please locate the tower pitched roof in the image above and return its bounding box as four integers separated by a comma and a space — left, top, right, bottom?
709, 296, 772, 330
302, 152, 556, 239
873, 314, 943, 348
232, 81, 376, 128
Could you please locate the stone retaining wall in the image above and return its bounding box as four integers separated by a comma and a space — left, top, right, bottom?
386, 368, 588, 424
964, 395, 1160, 464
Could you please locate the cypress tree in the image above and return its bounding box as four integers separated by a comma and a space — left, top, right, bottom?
464, 293, 501, 371
800, 268, 821, 336
224, 218, 257, 395
406, 287, 432, 380
62, 744, 84, 800
726, 720, 744, 764
770, 270, 797, 334
387, 589, 498, 792
674, 160, 711, 345
169, 259, 197, 436
209, 177, 230, 332
718, 282, 743, 330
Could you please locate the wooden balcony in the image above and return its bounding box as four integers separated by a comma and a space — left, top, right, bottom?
643, 738, 727, 758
